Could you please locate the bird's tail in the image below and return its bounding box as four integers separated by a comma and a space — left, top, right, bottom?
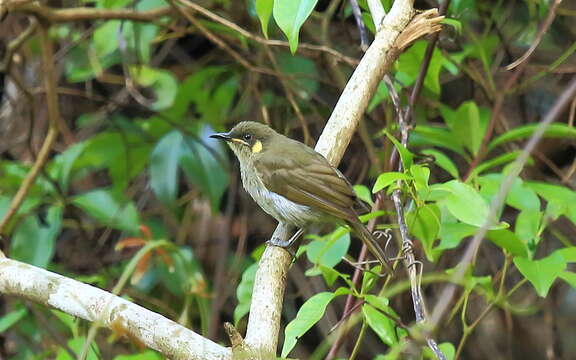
349, 221, 392, 273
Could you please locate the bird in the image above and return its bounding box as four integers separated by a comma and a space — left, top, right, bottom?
210, 121, 390, 270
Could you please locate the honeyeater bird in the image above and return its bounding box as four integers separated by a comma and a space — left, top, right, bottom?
211, 121, 390, 269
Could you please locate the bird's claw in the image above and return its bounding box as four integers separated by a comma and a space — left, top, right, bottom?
267, 237, 297, 258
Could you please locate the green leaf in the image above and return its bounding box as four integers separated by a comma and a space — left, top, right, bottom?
353, 185, 374, 206
362, 304, 398, 346
74, 130, 151, 191
273, 0, 319, 53
11, 206, 62, 268
486, 229, 529, 257
410, 164, 430, 193
72, 189, 140, 233
234, 263, 258, 325
281, 289, 347, 357
437, 222, 477, 251
506, 179, 540, 211
373, 172, 411, 193
513, 252, 566, 297
410, 125, 467, 156
515, 209, 542, 247
559, 271, 576, 288
421, 149, 459, 179
129, 65, 178, 110
0, 307, 28, 333
527, 182, 576, 224
488, 123, 576, 151
306, 229, 350, 268
432, 180, 492, 228
255, 0, 274, 37
180, 126, 230, 211
384, 131, 414, 169
396, 41, 444, 95
277, 53, 319, 98
150, 131, 183, 206
406, 204, 441, 262
470, 151, 522, 177
440, 101, 488, 156
555, 247, 576, 263
49, 142, 87, 192
93, 20, 121, 58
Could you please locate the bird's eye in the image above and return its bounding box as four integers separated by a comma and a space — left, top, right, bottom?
243, 134, 252, 141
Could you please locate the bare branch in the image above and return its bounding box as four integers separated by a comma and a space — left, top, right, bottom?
0, 256, 231, 360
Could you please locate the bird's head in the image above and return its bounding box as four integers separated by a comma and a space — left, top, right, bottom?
210, 121, 277, 162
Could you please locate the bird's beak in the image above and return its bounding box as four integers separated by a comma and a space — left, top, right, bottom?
210, 132, 232, 141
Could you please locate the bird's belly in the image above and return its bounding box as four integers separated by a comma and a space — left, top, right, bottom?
240, 166, 322, 227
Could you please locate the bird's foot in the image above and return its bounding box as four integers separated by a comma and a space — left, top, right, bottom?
267, 228, 304, 258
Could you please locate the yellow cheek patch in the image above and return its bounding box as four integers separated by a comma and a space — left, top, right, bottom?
252, 140, 263, 153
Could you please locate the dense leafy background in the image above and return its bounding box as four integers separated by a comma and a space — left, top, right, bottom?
1, 0, 575, 359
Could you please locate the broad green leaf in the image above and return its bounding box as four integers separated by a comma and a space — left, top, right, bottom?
11, 206, 62, 268
513, 252, 566, 297
354, 185, 374, 206
93, 20, 120, 58
273, 0, 319, 53
410, 164, 430, 193
515, 209, 542, 247
0, 307, 28, 333
432, 180, 491, 228
422, 149, 459, 179
72, 189, 140, 233
506, 179, 540, 211
384, 131, 414, 169
278, 53, 319, 98
49, 142, 87, 192
373, 172, 411, 193
486, 229, 529, 257
440, 101, 488, 156
150, 131, 183, 206
255, 0, 273, 37
305, 229, 350, 269
410, 125, 467, 156
281, 289, 348, 357
396, 41, 444, 95
74, 130, 151, 190
559, 271, 576, 288
527, 182, 576, 224
129, 65, 178, 110
406, 204, 441, 261
488, 123, 576, 151
234, 263, 258, 325
180, 125, 230, 211
470, 151, 522, 177
555, 247, 576, 263
362, 304, 398, 346
437, 222, 477, 251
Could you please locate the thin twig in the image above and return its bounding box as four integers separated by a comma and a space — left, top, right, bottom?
0, 25, 60, 236
175, 0, 358, 66
349, 0, 370, 51
505, 0, 562, 70
9, 3, 172, 22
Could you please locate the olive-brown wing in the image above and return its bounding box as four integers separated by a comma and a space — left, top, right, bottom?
254, 149, 357, 222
